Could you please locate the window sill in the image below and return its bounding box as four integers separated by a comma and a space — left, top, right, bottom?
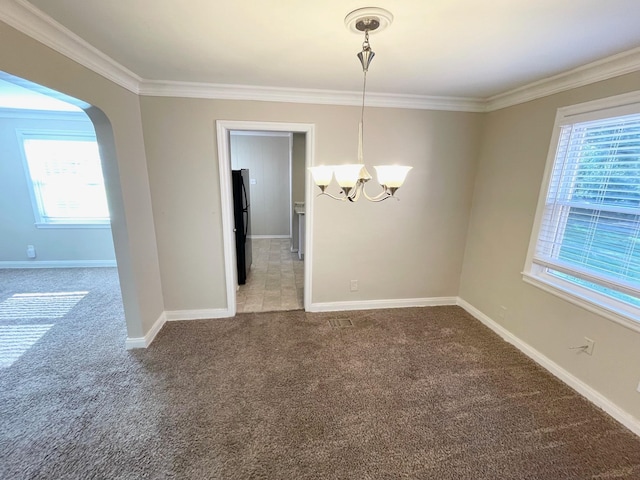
521, 272, 640, 334
35, 222, 111, 229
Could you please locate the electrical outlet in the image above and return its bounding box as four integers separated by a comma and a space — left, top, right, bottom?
584, 337, 595, 355
498, 305, 507, 320
26, 244, 36, 259
637, 381, 640, 393
350, 280, 358, 292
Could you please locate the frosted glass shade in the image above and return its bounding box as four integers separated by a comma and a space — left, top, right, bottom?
374, 165, 413, 188
333, 164, 365, 188
309, 166, 334, 187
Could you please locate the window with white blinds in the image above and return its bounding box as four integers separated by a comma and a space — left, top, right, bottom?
525, 93, 640, 326
19, 132, 110, 226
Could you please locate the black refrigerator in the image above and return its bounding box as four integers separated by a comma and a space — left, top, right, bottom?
232, 169, 252, 284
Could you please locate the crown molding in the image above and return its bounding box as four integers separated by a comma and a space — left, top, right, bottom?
138, 79, 486, 112
485, 46, 640, 112
0, 0, 141, 94
2, 0, 640, 113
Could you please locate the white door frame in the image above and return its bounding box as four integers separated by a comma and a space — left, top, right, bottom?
216, 120, 315, 315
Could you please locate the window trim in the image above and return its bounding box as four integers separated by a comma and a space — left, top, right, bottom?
523, 90, 640, 332
16, 129, 110, 228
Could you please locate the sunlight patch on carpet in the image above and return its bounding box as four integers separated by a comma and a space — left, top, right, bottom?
0, 324, 53, 368
0, 291, 88, 320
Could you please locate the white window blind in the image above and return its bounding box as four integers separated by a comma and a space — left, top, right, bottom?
21, 134, 110, 224
531, 111, 640, 310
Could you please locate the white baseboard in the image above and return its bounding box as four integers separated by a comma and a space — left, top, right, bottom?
0, 260, 117, 269
456, 297, 640, 438
248, 235, 290, 239
165, 308, 232, 321
125, 311, 166, 350
309, 297, 458, 313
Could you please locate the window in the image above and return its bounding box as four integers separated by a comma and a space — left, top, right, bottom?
19, 131, 109, 226
524, 91, 640, 328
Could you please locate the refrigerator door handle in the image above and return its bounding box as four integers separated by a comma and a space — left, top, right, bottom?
241, 176, 250, 240
242, 179, 249, 210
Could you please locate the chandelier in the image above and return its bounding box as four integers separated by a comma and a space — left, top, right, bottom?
309, 8, 412, 202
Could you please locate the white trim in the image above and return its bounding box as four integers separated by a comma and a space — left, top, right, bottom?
557, 89, 640, 118
485, 47, 640, 112
248, 235, 291, 239
15, 128, 109, 226
165, 308, 232, 321
125, 311, 166, 349
457, 298, 640, 438
0, 260, 116, 268
230, 130, 292, 137
288, 132, 293, 239
522, 92, 640, 333
139, 80, 485, 112
309, 297, 457, 313
216, 122, 239, 317
303, 130, 314, 312
217, 120, 315, 314
0, 0, 141, 94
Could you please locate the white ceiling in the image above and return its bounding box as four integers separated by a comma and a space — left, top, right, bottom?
10, 0, 640, 100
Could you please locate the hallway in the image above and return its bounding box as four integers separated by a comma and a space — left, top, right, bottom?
236, 238, 304, 313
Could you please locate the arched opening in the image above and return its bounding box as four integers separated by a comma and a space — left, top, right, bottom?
0, 71, 132, 363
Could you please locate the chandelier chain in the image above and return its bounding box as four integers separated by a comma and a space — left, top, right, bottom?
362, 29, 370, 50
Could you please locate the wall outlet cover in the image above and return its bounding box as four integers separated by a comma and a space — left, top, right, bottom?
584, 337, 595, 355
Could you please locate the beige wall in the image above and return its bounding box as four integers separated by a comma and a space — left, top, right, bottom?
459, 71, 640, 419
140, 96, 482, 309
0, 23, 164, 338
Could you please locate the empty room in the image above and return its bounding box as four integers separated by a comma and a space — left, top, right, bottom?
2, 1, 640, 478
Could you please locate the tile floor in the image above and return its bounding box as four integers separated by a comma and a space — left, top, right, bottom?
237, 238, 304, 313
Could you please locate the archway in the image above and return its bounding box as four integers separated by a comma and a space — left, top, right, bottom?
0, 71, 136, 347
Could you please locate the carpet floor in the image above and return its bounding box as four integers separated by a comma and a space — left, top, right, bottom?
1, 268, 640, 479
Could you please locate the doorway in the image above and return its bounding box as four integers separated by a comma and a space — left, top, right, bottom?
229, 131, 302, 313
216, 121, 314, 315
0, 71, 129, 359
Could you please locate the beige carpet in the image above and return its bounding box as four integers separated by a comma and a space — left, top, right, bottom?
1, 268, 640, 479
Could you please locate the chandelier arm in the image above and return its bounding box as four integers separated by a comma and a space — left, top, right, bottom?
362, 183, 394, 202
317, 191, 349, 201
347, 181, 364, 202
